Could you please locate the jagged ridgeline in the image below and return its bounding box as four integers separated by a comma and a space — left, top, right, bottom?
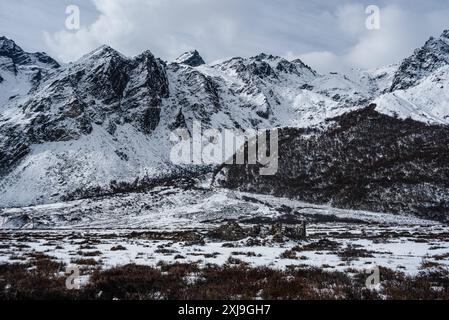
1, 29, 449, 221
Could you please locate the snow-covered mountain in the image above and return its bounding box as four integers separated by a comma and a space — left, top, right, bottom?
375, 65, 449, 124
375, 30, 449, 124
1, 30, 449, 219
0, 40, 357, 207
0, 36, 59, 108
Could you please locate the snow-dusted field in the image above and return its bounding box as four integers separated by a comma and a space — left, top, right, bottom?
0, 187, 448, 276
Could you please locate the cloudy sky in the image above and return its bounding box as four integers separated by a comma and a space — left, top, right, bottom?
1, 0, 449, 72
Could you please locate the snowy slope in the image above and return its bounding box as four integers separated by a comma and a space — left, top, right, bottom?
375, 65, 449, 124
0, 49, 331, 207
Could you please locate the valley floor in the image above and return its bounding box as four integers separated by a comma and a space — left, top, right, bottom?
0, 187, 448, 299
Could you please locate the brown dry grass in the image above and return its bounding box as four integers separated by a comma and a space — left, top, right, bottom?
1, 259, 448, 300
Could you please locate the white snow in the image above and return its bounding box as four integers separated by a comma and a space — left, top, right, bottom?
375, 65, 449, 124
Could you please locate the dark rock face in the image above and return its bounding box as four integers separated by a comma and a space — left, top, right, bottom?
143, 106, 161, 133
167, 64, 222, 129
32, 52, 61, 68
232, 57, 278, 81
0, 125, 30, 177
390, 30, 449, 91
216, 106, 449, 222
124, 50, 169, 132
175, 50, 205, 67
246, 61, 278, 79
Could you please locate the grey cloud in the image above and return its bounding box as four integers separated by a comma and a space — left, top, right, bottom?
1, 0, 449, 73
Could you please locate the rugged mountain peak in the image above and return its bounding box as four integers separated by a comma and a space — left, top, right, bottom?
174, 50, 205, 67
251, 53, 280, 61
0, 36, 23, 55
291, 58, 317, 76
390, 30, 449, 91
69, 45, 130, 95
78, 45, 126, 64
212, 53, 317, 90
0, 36, 59, 69
136, 49, 155, 59
248, 53, 317, 77
246, 60, 278, 79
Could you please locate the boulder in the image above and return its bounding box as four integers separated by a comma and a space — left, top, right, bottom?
209, 221, 247, 241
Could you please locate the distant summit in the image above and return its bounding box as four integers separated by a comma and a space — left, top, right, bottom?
390, 30, 449, 91
0, 36, 60, 69
174, 50, 205, 67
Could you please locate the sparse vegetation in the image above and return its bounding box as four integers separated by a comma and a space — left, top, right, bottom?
338, 245, 375, 261
280, 250, 298, 259
71, 258, 98, 266
1, 261, 448, 300
110, 245, 127, 251
77, 250, 102, 257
